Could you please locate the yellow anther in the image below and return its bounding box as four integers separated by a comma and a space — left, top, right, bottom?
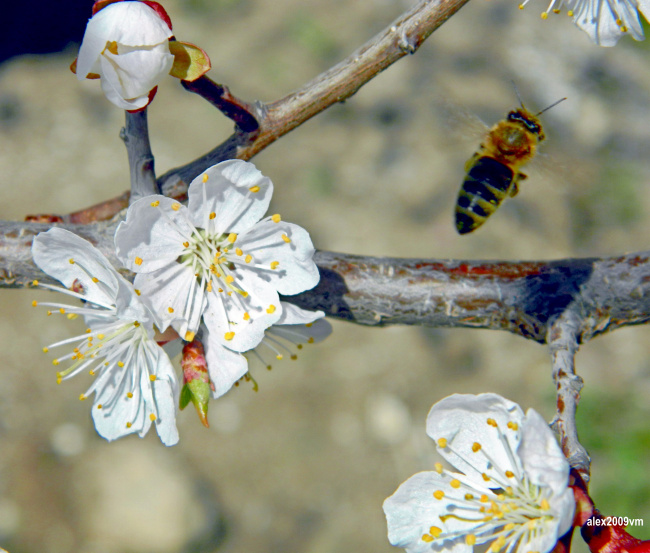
97, 404, 103, 409
79, 394, 86, 401
267, 305, 276, 314
149, 413, 156, 421
270, 261, 280, 270
621, 25, 628, 32
32, 279, 39, 286
59, 308, 66, 314
306, 323, 313, 327
52, 359, 60, 366
89, 370, 95, 376
92, 277, 99, 283
307, 337, 314, 344
209, 212, 216, 220
421, 534, 434, 543
151, 200, 160, 207
126, 422, 132, 428
541, 11, 548, 18
552, 8, 560, 13
225, 275, 235, 284
168, 307, 174, 313
32, 300, 38, 307
47, 311, 52, 316
202, 173, 209, 183
507, 421, 518, 431
281, 233, 291, 243
135, 289, 141, 296
487, 418, 497, 427
42, 347, 49, 353
206, 280, 213, 292
465, 493, 474, 500
224, 331, 235, 341
297, 344, 303, 349
127, 392, 134, 398
472, 442, 482, 452
480, 494, 489, 503
69, 258, 75, 264
185, 331, 195, 341
616, 17, 622, 24
433, 490, 445, 500
567, 9, 574, 15
505, 470, 514, 478
450, 479, 461, 489
249, 185, 260, 193
482, 473, 490, 482
67, 313, 78, 320
243, 312, 250, 321
118, 361, 125, 368
276, 354, 283, 360
437, 438, 447, 448
149, 374, 157, 381
527, 520, 536, 530
541, 499, 550, 510
133, 321, 140, 327
429, 526, 442, 538
245, 254, 253, 263
97, 334, 105, 340
228, 233, 237, 243
235, 248, 243, 256
183, 241, 189, 248
291, 354, 298, 360
172, 203, 180, 211
466, 535, 477, 546
271, 214, 281, 223
135, 257, 143, 266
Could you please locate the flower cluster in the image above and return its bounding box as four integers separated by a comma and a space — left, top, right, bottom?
383, 394, 575, 553
33, 160, 327, 445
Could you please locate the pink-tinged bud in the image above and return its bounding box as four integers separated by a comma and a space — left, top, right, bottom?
77, 1, 174, 110
179, 339, 214, 428
168, 40, 211, 82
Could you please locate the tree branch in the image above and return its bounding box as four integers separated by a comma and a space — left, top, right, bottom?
121, 109, 158, 202
5, 221, 650, 350
157, 0, 471, 197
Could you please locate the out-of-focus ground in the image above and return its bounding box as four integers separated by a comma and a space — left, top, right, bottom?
1, 0, 650, 552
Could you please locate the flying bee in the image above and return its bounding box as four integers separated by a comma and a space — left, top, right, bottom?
454, 95, 566, 235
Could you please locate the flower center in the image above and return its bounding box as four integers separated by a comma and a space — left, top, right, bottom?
179, 228, 249, 298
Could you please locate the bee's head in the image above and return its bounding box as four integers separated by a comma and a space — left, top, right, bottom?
507, 109, 543, 137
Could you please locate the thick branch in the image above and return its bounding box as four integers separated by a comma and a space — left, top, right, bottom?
121, 109, 158, 202
4, 220, 650, 349
157, 0, 470, 196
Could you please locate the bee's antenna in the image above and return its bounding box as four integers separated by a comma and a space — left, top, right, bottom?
511, 80, 525, 108
536, 97, 567, 116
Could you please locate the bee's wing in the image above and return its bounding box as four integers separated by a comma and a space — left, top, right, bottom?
435, 100, 490, 145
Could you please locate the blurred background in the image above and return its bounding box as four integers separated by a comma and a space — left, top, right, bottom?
1, 0, 650, 551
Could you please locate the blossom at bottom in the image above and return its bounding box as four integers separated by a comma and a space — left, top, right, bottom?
383, 393, 575, 553
520, 0, 650, 46
32, 228, 179, 445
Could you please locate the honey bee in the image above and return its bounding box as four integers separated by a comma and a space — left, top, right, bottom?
455, 95, 566, 235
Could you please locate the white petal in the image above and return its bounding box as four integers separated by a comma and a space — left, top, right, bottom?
187, 160, 273, 234
236, 219, 320, 295
426, 393, 524, 483
150, 345, 180, 446
115, 195, 193, 272
102, 44, 173, 97
203, 337, 249, 398
518, 409, 570, 494
275, 302, 325, 325
383, 471, 473, 553
133, 263, 206, 336
32, 228, 119, 307
202, 271, 281, 352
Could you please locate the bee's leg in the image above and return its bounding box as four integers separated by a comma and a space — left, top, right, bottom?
509, 172, 527, 197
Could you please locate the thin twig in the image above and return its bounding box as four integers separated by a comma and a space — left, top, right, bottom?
548, 311, 590, 481
157, 0, 471, 196
121, 109, 158, 202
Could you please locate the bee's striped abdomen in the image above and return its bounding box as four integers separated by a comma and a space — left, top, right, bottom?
455, 156, 514, 234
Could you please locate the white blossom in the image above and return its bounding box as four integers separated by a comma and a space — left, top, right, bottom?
76, 0, 174, 109
32, 228, 179, 446
383, 393, 575, 553
114, 159, 320, 356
